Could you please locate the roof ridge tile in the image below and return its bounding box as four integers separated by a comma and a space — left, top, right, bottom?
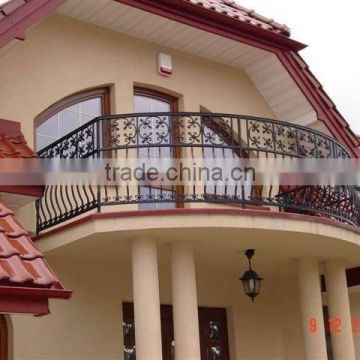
182, 0, 290, 36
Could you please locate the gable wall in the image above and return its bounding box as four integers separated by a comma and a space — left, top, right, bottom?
0, 13, 276, 148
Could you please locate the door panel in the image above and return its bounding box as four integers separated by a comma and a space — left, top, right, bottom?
122, 303, 230, 360
0, 315, 8, 360
199, 307, 230, 360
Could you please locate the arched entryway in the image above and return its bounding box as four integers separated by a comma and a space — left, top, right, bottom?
0, 315, 8, 360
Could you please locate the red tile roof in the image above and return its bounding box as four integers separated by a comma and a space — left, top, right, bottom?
0, 118, 70, 314
184, 0, 290, 36
0, 199, 59, 288
0, 197, 71, 314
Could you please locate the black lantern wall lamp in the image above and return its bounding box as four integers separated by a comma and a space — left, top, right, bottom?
240, 249, 263, 302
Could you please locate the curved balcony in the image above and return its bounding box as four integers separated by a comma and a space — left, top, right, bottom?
36, 112, 360, 232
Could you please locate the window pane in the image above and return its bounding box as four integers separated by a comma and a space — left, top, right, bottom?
36, 135, 56, 150
59, 110, 80, 137
66, 103, 79, 112
36, 94, 105, 152
138, 187, 176, 210
134, 95, 151, 113
210, 347, 224, 360
80, 98, 101, 116
123, 346, 136, 360
80, 113, 96, 125
36, 115, 57, 137
151, 98, 171, 112
209, 321, 222, 339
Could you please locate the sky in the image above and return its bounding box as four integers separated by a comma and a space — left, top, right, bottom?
0, 0, 358, 135
239, 0, 360, 135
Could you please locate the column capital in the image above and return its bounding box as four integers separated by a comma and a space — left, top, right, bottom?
324, 258, 346, 264
131, 235, 157, 242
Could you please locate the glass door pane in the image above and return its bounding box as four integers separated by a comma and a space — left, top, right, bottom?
134, 93, 176, 210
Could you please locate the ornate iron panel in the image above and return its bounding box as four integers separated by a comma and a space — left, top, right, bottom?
36, 113, 359, 232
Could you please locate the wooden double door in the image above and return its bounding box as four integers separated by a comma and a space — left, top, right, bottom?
123, 303, 230, 360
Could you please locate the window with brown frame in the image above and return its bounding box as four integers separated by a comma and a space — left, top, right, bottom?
133, 87, 183, 209
134, 87, 178, 112
35, 87, 110, 151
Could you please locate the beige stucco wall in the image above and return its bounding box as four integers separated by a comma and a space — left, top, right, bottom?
1, 11, 359, 360
8, 239, 360, 360
0, 13, 276, 148
9, 212, 360, 359
350, 292, 360, 357
9, 249, 360, 360
9, 241, 305, 360
0, 13, 278, 233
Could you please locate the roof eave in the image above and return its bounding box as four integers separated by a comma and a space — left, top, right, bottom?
115, 0, 307, 52
0, 285, 72, 315
0, 185, 45, 198
0, 0, 67, 49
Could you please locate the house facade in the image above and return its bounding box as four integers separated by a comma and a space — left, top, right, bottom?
0, 0, 359, 359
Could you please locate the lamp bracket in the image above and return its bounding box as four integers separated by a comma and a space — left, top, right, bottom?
245, 249, 255, 260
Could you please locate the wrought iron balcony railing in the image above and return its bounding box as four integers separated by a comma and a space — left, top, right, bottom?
36, 112, 360, 232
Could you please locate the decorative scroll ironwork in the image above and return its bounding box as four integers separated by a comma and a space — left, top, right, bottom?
36, 112, 359, 232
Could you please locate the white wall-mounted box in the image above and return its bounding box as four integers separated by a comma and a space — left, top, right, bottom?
158, 53, 172, 76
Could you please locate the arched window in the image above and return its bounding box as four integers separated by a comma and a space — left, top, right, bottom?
35, 87, 110, 151
0, 315, 8, 360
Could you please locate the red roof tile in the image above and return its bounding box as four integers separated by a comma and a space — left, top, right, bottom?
0, 119, 44, 197
0, 197, 71, 314
0, 118, 36, 158
184, 0, 290, 36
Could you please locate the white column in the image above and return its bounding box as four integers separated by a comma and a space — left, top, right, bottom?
324, 259, 355, 360
132, 237, 162, 360
171, 240, 201, 360
296, 257, 327, 359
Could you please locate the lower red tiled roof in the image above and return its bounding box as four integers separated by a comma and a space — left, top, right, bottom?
0, 198, 71, 314
0, 202, 58, 288
0, 118, 70, 314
